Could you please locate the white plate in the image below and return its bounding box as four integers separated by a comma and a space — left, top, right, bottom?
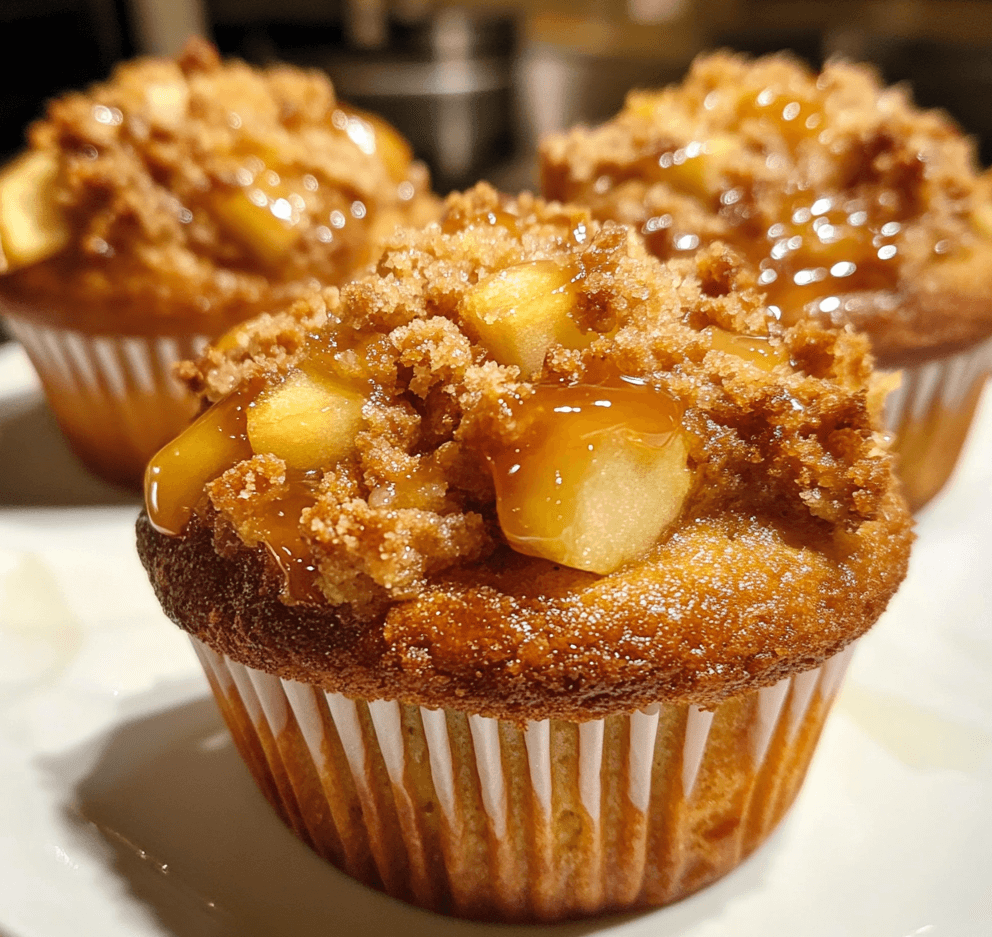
1, 341, 990, 937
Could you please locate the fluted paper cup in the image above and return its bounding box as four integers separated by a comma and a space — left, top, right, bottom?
883, 336, 992, 511
190, 635, 855, 922
3, 315, 210, 489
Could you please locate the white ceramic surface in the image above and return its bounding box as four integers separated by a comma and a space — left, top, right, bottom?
1, 341, 990, 937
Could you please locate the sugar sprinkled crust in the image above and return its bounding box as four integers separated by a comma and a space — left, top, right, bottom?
541, 51, 992, 366
139, 183, 911, 720
0, 38, 437, 332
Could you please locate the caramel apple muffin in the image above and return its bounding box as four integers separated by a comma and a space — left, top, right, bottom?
137, 184, 911, 922
0, 37, 437, 488
541, 51, 992, 510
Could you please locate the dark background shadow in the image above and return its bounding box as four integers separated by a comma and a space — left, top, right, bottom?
0, 391, 137, 508
45, 694, 781, 937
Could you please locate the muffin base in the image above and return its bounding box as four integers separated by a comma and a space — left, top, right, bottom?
884, 337, 992, 511
3, 316, 210, 490
191, 636, 854, 922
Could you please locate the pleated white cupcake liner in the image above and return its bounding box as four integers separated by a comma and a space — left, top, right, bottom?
3, 316, 211, 487
191, 635, 855, 922
882, 336, 992, 510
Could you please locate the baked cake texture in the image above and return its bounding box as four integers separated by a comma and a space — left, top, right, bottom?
0, 37, 437, 488
138, 183, 912, 919
541, 51, 992, 509
0, 36, 436, 330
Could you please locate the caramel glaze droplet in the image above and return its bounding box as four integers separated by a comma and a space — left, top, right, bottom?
145, 382, 324, 604
257, 471, 324, 604
145, 386, 255, 537
442, 207, 520, 237
705, 326, 791, 370
642, 186, 907, 326
618, 88, 917, 322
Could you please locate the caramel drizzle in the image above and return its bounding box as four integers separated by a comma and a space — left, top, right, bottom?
145, 383, 323, 604
615, 88, 937, 321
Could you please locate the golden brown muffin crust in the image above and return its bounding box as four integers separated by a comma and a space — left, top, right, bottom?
541, 51, 992, 367
0, 38, 438, 333
138, 487, 909, 721
139, 184, 911, 721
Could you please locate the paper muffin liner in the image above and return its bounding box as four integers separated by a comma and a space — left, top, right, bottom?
190, 635, 855, 922
3, 315, 211, 489
883, 336, 992, 511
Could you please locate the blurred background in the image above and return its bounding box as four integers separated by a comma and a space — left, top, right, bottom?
2, 0, 992, 193
5, 0, 992, 338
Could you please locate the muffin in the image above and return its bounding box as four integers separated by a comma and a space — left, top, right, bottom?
541, 51, 992, 511
137, 184, 911, 921
0, 37, 437, 489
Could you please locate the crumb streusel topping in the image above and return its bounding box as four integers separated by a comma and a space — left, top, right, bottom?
0, 37, 437, 332
541, 51, 992, 365
138, 184, 911, 716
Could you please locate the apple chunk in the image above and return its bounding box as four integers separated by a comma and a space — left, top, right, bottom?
367, 112, 414, 183
489, 381, 692, 574
247, 370, 364, 470
212, 188, 301, 266
459, 260, 590, 378
338, 105, 413, 183
663, 134, 736, 200
0, 150, 71, 271
972, 200, 992, 241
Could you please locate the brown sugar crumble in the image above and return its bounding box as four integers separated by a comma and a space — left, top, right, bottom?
0, 37, 437, 333
541, 51, 992, 365
139, 183, 911, 718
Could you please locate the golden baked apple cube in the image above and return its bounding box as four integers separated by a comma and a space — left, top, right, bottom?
491, 382, 692, 574
143, 79, 190, 129
460, 260, 588, 378
0, 150, 70, 271
247, 370, 364, 471
539, 432, 691, 575
341, 106, 413, 183
213, 189, 300, 266
115, 61, 189, 130
370, 115, 414, 183
665, 134, 736, 200
972, 200, 992, 241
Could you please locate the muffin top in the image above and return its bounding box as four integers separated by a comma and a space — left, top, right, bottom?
138, 183, 911, 721
0, 38, 437, 334
541, 51, 992, 367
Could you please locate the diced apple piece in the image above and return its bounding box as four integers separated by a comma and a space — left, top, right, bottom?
144, 79, 190, 130
0, 150, 70, 271
460, 260, 590, 378
336, 105, 413, 182
212, 188, 300, 265
115, 60, 190, 130
347, 106, 413, 182
247, 370, 364, 471
370, 114, 414, 183
664, 134, 737, 200
972, 201, 992, 241
490, 382, 692, 574
510, 432, 691, 575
